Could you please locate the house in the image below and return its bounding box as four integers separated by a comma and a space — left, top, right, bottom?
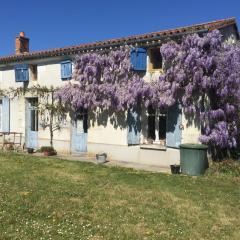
0, 18, 239, 167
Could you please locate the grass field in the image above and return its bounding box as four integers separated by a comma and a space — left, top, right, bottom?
0, 152, 239, 240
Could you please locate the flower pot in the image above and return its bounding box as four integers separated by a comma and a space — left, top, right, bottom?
96, 153, 107, 164
27, 148, 34, 154
43, 151, 55, 156
170, 164, 181, 174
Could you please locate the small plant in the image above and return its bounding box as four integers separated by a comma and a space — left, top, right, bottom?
40, 146, 57, 156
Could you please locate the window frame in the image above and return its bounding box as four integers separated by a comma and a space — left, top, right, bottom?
148, 47, 163, 72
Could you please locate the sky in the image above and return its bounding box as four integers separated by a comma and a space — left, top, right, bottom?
0, 0, 240, 56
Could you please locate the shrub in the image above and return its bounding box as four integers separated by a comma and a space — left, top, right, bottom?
207, 159, 240, 177
40, 146, 56, 155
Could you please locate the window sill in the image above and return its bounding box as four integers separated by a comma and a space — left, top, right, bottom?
140, 144, 166, 151
148, 69, 163, 73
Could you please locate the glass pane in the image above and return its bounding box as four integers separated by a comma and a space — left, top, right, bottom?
148, 115, 155, 140
30, 109, 38, 131
30, 110, 35, 131
159, 115, 166, 139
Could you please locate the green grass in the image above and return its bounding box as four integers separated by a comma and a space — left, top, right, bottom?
0, 153, 239, 240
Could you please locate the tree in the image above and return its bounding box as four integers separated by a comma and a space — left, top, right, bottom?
7, 85, 66, 147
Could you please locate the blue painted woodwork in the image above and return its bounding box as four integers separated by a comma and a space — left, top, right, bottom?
166, 102, 182, 148
130, 48, 147, 71
26, 101, 38, 148
127, 106, 141, 145
2, 97, 10, 132
71, 110, 88, 152
61, 60, 72, 79
15, 64, 29, 82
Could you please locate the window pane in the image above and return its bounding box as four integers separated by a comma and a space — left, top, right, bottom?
30, 109, 38, 131
159, 115, 166, 139
150, 48, 162, 69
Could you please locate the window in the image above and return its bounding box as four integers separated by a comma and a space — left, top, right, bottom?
0, 99, 2, 131
75, 108, 88, 134
29, 98, 38, 132
15, 64, 29, 82
61, 60, 72, 80
148, 48, 163, 71
30, 65, 38, 81
30, 109, 38, 131
147, 106, 166, 146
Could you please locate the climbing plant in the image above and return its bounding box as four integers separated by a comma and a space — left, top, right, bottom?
55, 46, 146, 111
6, 85, 66, 147
158, 30, 240, 157
56, 30, 240, 157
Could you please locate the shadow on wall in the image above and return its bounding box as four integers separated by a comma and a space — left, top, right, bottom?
184, 111, 201, 130
88, 108, 128, 130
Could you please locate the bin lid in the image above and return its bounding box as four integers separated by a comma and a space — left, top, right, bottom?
180, 143, 208, 149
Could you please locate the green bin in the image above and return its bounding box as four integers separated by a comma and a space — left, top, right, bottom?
180, 143, 208, 176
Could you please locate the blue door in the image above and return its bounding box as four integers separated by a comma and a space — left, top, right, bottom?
71, 109, 88, 153
26, 99, 38, 149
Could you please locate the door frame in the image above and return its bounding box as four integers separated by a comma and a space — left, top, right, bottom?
25, 97, 39, 149
70, 109, 88, 153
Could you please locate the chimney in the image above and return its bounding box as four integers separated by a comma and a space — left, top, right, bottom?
15, 31, 29, 55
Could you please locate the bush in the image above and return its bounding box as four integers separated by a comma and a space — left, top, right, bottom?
207, 159, 240, 177
40, 146, 56, 155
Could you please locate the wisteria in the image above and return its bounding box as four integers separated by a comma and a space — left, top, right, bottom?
55, 46, 145, 111
56, 30, 240, 153
158, 30, 240, 152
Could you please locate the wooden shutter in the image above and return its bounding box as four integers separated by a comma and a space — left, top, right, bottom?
127, 106, 141, 145
61, 60, 72, 79
130, 48, 147, 71
2, 97, 10, 132
15, 64, 29, 82
166, 102, 182, 148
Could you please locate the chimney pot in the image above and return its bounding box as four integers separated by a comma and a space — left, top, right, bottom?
15, 31, 29, 55
19, 31, 25, 37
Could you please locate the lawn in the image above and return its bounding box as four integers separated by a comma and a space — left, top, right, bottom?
0, 153, 239, 240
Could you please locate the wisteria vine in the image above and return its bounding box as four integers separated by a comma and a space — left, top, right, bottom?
56, 30, 240, 152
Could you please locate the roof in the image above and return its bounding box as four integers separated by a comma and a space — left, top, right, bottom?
0, 17, 237, 64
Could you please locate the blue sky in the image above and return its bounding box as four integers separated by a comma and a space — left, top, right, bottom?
0, 0, 239, 56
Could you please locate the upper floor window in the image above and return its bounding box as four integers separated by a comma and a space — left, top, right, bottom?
15, 64, 29, 82
148, 48, 162, 71
61, 60, 72, 80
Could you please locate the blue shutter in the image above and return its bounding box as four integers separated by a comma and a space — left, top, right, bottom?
15, 64, 29, 82
166, 102, 182, 148
127, 106, 141, 145
2, 97, 10, 132
130, 48, 147, 71
61, 60, 72, 80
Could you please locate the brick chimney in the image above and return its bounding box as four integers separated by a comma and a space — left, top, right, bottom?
15, 31, 29, 54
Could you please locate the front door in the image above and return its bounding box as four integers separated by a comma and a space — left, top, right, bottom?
71, 109, 88, 153
26, 98, 38, 149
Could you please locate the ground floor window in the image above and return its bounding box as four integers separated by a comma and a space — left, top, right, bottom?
146, 106, 166, 146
